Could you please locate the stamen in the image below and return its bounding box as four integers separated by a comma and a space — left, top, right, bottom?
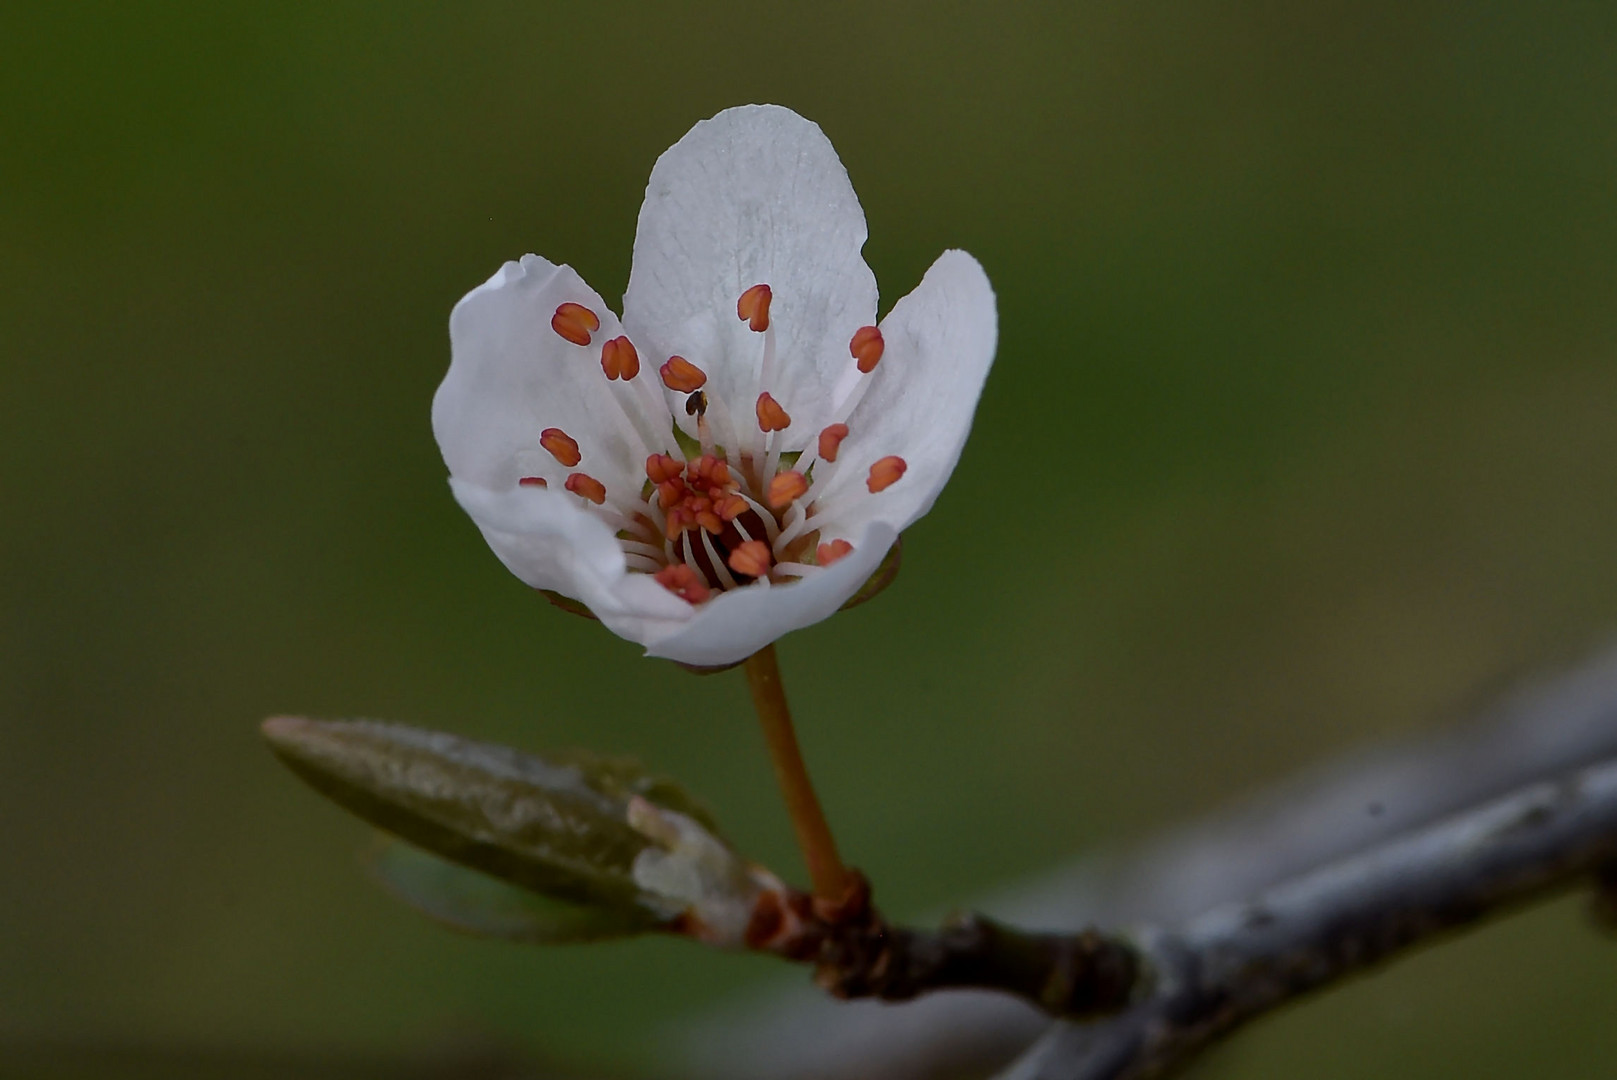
755, 392, 791, 432
660, 355, 707, 392
564, 472, 607, 504
818, 423, 849, 463
654, 564, 711, 604
600, 336, 640, 380
737, 283, 773, 332
540, 427, 582, 467
850, 325, 884, 373
817, 539, 853, 566
867, 455, 907, 493
551, 302, 600, 346
646, 453, 684, 484
766, 470, 809, 509
702, 531, 740, 590
728, 539, 773, 578
518, 476, 548, 488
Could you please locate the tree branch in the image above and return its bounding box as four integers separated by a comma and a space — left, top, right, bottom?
999, 755, 1617, 1080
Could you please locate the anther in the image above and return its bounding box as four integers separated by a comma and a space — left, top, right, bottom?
867, 455, 907, 493
551, 302, 600, 346
766, 470, 809, 509
600, 336, 640, 380
655, 564, 711, 604
518, 476, 548, 488
850, 325, 884, 373
660, 355, 707, 392
728, 539, 772, 578
817, 539, 853, 566
737, 283, 773, 332
717, 493, 749, 521
685, 390, 708, 418
564, 472, 607, 505
756, 392, 791, 433
818, 423, 850, 463
646, 453, 684, 484
540, 427, 582, 467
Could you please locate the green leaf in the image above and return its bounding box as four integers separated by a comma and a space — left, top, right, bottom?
262, 716, 683, 911
369, 840, 663, 943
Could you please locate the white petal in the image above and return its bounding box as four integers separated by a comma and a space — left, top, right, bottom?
434, 255, 658, 499
638, 522, 899, 668
622, 105, 878, 445
812, 250, 997, 538
449, 479, 691, 631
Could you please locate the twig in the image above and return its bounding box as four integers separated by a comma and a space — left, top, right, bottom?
999, 753, 1617, 1080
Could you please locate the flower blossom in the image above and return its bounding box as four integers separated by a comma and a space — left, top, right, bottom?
432, 105, 997, 667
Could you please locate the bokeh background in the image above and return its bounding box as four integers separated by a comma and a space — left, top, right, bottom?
5, 3, 1617, 1077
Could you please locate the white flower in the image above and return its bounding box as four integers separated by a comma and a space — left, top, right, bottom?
432, 104, 997, 668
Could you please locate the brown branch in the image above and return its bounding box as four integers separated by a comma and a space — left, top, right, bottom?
999, 754, 1617, 1080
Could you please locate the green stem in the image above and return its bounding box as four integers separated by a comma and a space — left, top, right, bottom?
744, 644, 849, 901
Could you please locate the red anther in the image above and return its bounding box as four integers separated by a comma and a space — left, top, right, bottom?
600, 336, 640, 380
737, 283, 773, 332
697, 510, 724, 534
564, 472, 607, 505
518, 476, 548, 488
655, 563, 711, 604
818, 422, 850, 463
540, 427, 582, 467
717, 494, 749, 521
766, 470, 809, 509
551, 302, 600, 346
817, 539, 853, 566
850, 325, 884, 373
646, 453, 684, 484
867, 455, 907, 493
728, 539, 772, 578
756, 392, 791, 432
659, 355, 707, 392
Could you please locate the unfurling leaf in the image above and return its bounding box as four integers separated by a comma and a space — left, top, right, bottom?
262, 716, 786, 947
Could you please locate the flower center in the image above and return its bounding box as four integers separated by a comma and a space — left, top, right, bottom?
524, 284, 906, 604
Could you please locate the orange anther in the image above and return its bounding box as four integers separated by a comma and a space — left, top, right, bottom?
518, 476, 548, 488
737, 283, 773, 332
646, 453, 684, 484
659, 355, 707, 392
818, 422, 850, 463
766, 470, 809, 509
867, 455, 907, 493
564, 472, 606, 505
600, 336, 640, 380
817, 539, 853, 566
728, 539, 772, 578
540, 427, 581, 467
655, 563, 711, 604
664, 507, 690, 539
551, 302, 600, 346
756, 392, 791, 433
850, 325, 884, 373
697, 510, 724, 534
656, 481, 684, 509
717, 494, 749, 521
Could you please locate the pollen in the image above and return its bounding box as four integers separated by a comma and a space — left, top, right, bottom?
817, 539, 853, 566
655, 563, 711, 604
660, 355, 707, 392
818, 423, 849, 463
600, 336, 640, 380
766, 469, 808, 509
756, 392, 791, 432
518, 476, 548, 488
737, 283, 773, 332
550, 302, 600, 346
850, 325, 884, 373
867, 455, 907, 493
540, 427, 582, 467
728, 539, 772, 578
564, 472, 607, 504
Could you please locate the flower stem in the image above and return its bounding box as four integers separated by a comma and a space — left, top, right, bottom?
744, 643, 849, 901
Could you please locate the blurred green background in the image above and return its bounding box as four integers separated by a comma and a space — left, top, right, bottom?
4, 2, 1617, 1077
